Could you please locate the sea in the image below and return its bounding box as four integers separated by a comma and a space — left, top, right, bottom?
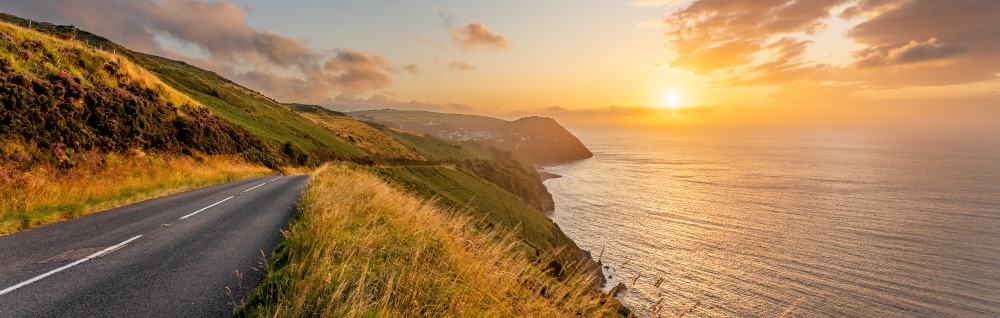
542, 127, 1000, 317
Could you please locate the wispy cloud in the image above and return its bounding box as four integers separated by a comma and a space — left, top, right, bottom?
448, 60, 477, 72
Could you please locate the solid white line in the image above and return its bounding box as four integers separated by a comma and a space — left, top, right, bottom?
242, 183, 267, 193
0, 235, 142, 296
179, 196, 234, 220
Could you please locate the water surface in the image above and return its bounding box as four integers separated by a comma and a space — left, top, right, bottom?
544, 128, 1000, 317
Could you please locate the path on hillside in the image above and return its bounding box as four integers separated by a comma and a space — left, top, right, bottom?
0, 175, 308, 317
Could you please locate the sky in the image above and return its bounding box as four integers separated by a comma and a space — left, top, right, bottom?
2, 0, 999, 128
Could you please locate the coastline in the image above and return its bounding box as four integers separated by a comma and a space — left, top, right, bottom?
538, 159, 620, 295
538, 170, 562, 181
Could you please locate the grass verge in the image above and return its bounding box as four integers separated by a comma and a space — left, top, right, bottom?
237, 164, 619, 317
0, 150, 272, 234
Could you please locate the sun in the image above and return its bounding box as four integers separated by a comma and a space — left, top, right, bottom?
663, 91, 681, 108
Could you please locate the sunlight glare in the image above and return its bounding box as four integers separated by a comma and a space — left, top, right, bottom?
664, 92, 681, 108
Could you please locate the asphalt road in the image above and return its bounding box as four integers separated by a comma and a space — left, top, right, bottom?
0, 175, 308, 317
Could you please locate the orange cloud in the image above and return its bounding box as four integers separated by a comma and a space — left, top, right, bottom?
433, 6, 510, 51
449, 22, 510, 50
661, 0, 1000, 88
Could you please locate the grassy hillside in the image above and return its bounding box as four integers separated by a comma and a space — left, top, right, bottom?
382, 127, 498, 162
0, 21, 272, 233
125, 53, 366, 165
288, 104, 425, 162
351, 109, 507, 132
237, 165, 620, 317
349, 109, 593, 165
364, 165, 599, 284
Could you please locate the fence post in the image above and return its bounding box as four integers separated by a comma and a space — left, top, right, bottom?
28, 20, 31, 29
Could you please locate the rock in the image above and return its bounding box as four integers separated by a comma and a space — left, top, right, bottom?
609, 282, 628, 298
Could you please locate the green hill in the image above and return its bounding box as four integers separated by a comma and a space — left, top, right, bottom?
350, 109, 593, 164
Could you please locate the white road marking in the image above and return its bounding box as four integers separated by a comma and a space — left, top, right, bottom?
179, 196, 234, 220
0, 235, 142, 296
242, 183, 267, 193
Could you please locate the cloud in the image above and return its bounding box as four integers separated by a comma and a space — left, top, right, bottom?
854, 38, 968, 67
1, 0, 397, 101
659, 0, 1000, 87
402, 64, 420, 74
844, 0, 1000, 85
323, 50, 395, 94
433, 6, 509, 51
448, 60, 477, 72
449, 23, 510, 50
665, 0, 848, 75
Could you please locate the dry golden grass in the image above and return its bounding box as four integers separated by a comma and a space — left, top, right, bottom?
0, 148, 272, 235
238, 165, 619, 317
298, 112, 425, 161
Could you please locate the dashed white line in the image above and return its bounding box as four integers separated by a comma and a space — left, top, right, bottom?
242, 183, 267, 193
0, 176, 288, 297
179, 196, 234, 220
0, 235, 142, 296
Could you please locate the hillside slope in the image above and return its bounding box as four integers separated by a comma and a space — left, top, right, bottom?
0, 22, 268, 157
238, 165, 623, 317
350, 109, 593, 165
288, 103, 425, 162
0, 12, 368, 166
0, 21, 271, 233
365, 166, 599, 285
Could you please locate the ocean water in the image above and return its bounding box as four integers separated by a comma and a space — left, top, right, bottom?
543, 127, 1000, 317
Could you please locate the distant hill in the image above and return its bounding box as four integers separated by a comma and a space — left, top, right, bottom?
350, 109, 592, 165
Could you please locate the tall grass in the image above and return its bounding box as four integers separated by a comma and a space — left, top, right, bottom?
0, 146, 272, 234
238, 165, 620, 317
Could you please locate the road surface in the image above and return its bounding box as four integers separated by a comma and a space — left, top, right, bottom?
0, 175, 308, 317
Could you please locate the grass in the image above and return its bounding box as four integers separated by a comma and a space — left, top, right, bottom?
125, 52, 367, 163
382, 128, 497, 162
0, 149, 272, 234
292, 107, 426, 162
363, 165, 597, 282
0, 21, 197, 109
237, 165, 619, 317
350, 109, 507, 130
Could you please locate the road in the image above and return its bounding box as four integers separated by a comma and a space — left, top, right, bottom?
0, 175, 308, 317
